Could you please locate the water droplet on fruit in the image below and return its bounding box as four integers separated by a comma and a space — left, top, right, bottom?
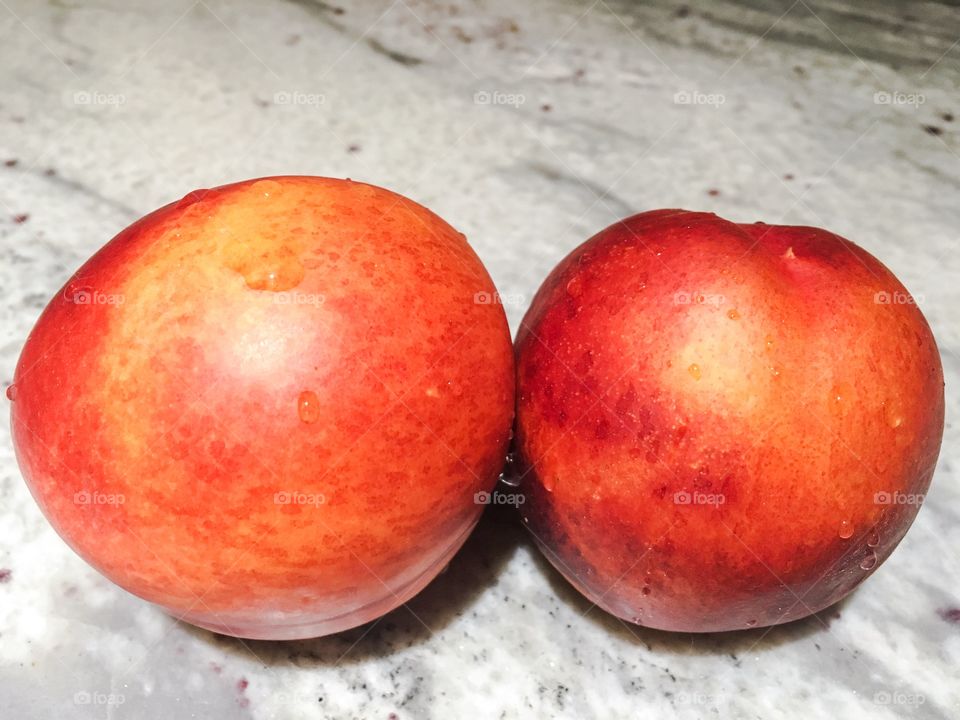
687, 364, 701, 381
838, 520, 854, 539
830, 383, 853, 417
297, 390, 320, 423
500, 456, 520, 485
251, 179, 282, 198
765, 335, 774, 350
746, 619, 757, 627
727, 309, 740, 320
859, 552, 878, 570
542, 475, 557, 493
565, 276, 583, 298
884, 402, 904, 429
176, 189, 208, 208
867, 531, 880, 548
501, 471, 521, 488
641, 586, 651, 596
769, 364, 782, 379
230, 249, 306, 292
5, 384, 16, 401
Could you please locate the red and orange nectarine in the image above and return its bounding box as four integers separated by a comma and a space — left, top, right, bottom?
11, 176, 514, 639
515, 209, 943, 632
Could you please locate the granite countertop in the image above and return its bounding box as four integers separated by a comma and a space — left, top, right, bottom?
1, 0, 958, 718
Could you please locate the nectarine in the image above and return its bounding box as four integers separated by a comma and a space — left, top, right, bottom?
11, 176, 514, 639
515, 210, 943, 632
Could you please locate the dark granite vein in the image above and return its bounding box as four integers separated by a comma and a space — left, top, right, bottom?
4, 165, 140, 220
600, 0, 960, 73
527, 160, 637, 218
366, 37, 424, 67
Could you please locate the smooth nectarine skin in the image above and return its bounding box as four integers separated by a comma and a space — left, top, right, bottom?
11, 176, 514, 639
515, 210, 943, 632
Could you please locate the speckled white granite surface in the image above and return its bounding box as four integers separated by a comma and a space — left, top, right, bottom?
1, 0, 958, 718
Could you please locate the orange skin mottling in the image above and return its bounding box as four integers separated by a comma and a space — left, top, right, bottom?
12, 176, 514, 639
516, 210, 944, 632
